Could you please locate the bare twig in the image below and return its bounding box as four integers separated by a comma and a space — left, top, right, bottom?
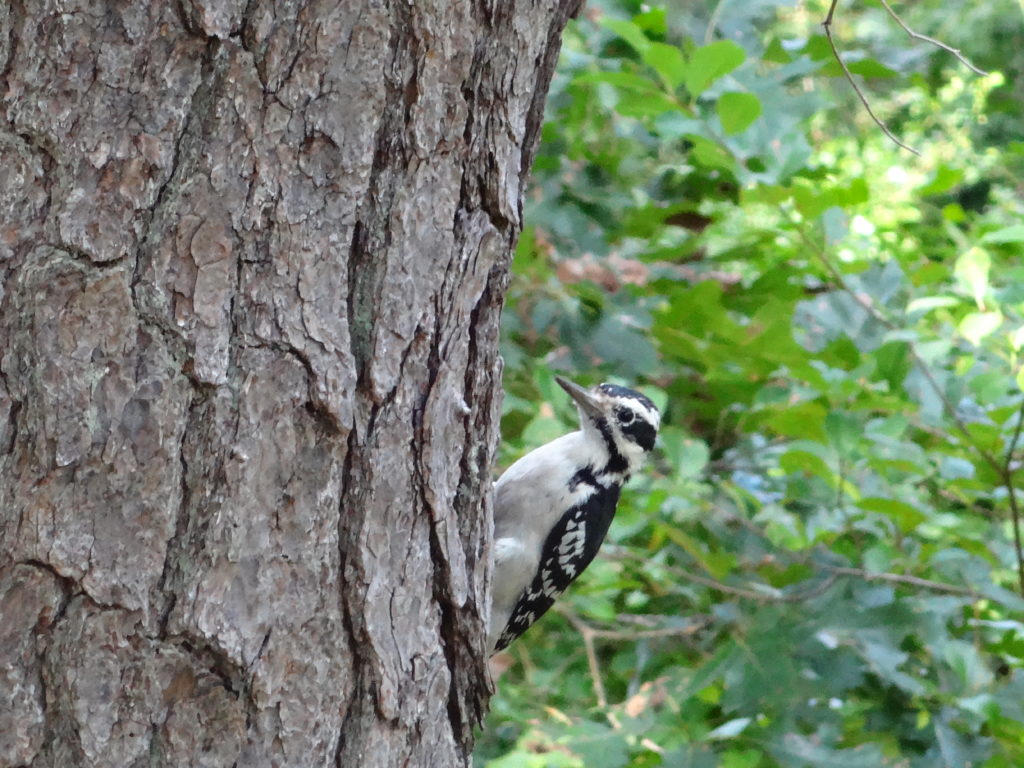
560, 609, 609, 708
671, 566, 783, 601
679, 566, 840, 602
1002, 401, 1024, 593
608, 547, 840, 603
704, 0, 726, 45
825, 565, 983, 598
557, 604, 710, 643
557, 606, 712, 713
576, 619, 710, 643
823, 0, 921, 155
675, 555, 982, 601
876, 0, 988, 76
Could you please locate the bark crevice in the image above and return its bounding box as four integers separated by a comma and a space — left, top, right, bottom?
0, 1, 583, 764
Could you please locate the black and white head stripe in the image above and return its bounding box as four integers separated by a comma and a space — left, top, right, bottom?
597, 383, 658, 413
555, 375, 661, 472
599, 383, 660, 451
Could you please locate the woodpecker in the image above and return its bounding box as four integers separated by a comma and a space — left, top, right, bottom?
488, 376, 661, 653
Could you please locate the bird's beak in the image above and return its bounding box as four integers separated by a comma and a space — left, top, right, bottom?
555, 376, 604, 420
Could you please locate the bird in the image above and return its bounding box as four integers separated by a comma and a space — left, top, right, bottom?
488, 375, 661, 653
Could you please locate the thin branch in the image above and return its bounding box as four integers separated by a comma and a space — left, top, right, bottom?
823, 0, 921, 156
560, 610, 608, 708
704, 0, 726, 45
576, 620, 710, 643
611, 541, 994, 608
1005, 402, 1024, 467
683, 566, 839, 602
997, 492, 1022, 595
608, 548, 840, 604
1002, 400, 1024, 593
557, 604, 710, 643
675, 556, 981, 601
556, 606, 711, 716
671, 566, 782, 601
876, 0, 988, 76
825, 566, 983, 598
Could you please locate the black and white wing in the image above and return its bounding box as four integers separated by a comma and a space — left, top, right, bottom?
493, 484, 620, 651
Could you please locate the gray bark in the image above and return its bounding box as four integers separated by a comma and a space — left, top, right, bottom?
0, 1, 581, 765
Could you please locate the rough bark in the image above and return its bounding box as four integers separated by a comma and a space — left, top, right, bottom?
0, 1, 582, 765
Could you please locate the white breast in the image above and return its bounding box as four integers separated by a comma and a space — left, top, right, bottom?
488, 431, 609, 649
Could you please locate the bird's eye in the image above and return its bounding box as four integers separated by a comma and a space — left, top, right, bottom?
617, 409, 635, 425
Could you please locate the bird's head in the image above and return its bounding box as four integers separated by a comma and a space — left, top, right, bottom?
556, 375, 661, 477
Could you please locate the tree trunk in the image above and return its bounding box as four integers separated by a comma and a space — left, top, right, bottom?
0, 1, 581, 765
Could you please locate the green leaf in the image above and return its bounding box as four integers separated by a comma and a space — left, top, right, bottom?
958, 311, 1002, 346
857, 497, 927, 532
825, 410, 861, 454
906, 295, 960, 314
643, 42, 687, 89
1011, 325, 1024, 351
763, 37, 792, 64
575, 70, 660, 94
717, 91, 762, 134
601, 18, 650, 54
661, 526, 735, 580
659, 427, 710, 479
675, 641, 740, 700
981, 224, 1024, 244
847, 58, 898, 77
954, 246, 991, 308
779, 449, 835, 484
633, 7, 666, 36
762, 401, 828, 442
685, 40, 745, 96
707, 717, 752, 740
559, 721, 630, 768
520, 415, 568, 448
687, 134, 736, 170
945, 640, 994, 692
615, 91, 682, 117
917, 164, 964, 195
486, 745, 583, 768
769, 733, 887, 767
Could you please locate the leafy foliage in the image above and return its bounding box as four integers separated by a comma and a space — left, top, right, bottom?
479, 1, 1024, 766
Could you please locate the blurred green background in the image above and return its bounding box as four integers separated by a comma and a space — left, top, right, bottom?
477, 1, 1024, 766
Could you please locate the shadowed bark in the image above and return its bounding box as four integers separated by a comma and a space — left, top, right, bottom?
0, 1, 582, 765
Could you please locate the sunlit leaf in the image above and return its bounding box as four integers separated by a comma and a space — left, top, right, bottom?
717, 91, 762, 134
685, 40, 745, 96
958, 310, 1002, 346
954, 246, 991, 308
918, 164, 964, 195
707, 717, 752, 740
981, 224, 1024, 244
906, 295, 960, 314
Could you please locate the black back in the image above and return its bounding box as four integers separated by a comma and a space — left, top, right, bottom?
494, 481, 621, 651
